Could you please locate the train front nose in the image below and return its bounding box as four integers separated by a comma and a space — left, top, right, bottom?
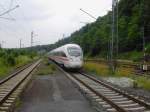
71, 61, 83, 68
66, 57, 83, 68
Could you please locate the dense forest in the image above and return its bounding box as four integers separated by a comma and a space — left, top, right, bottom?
30, 0, 150, 60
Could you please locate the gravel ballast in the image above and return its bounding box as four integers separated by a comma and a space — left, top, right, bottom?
85, 72, 150, 103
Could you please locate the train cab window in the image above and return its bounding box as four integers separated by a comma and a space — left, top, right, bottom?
67, 47, 82, 57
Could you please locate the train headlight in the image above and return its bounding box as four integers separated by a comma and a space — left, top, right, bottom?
69, 58, 73, 61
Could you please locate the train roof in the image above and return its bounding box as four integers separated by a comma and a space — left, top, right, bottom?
50, 44, 81, 53
62, 44, 80, 48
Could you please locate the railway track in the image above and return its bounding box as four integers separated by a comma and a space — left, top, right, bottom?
0, 59, 41, 112
56, 66, 150, 112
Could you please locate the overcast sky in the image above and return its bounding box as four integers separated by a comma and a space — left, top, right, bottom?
0, 0, 112, 48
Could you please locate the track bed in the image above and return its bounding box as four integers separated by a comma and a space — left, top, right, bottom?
16, 69, 96, 112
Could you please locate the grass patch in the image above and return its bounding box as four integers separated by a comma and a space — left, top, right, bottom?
15, 55, 32, 67
0, 61, 12, 78
84, 62, 109, 76
36, 60, 56, 75
0, 55, 35, 79
15, 97, 22, 108
84, 61, 150, 91
115, 67, 134, 77
118, 51, 143, 61
84, 61, 134, 77
133, 76, 150, 90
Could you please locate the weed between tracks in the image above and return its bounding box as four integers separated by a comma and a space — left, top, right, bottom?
36, 59, 56, 75
84, 61, 150, 90
133, 76, 150, 90
15, 97, 22, 109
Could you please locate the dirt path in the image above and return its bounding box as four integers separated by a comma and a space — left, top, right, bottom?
16, 70, 96, 112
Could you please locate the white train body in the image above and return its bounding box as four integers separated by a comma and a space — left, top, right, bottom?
48, 44, 83, 69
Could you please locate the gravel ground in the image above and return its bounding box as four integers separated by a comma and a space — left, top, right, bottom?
102, 77, 134, 87
16, 70, 96, 112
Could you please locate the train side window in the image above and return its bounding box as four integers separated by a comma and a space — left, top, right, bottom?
60, 52, 66, 57
54, 52, 58, 56
58, 52, 61, 56
57, 52, 60, 56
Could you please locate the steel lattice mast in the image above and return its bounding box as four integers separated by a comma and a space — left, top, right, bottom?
110, 0, 118, 73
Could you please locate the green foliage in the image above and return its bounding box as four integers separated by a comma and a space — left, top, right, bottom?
5, 55, 16, 66
118, 51, 143, 61
84, 61, 150, 90
15, 56, 32, 67
0, 48, 38, 78
36, 59, 56, 75
29, 51, 37, 59
134, 76, 150, 90
146, 44, 150, 53
18, 0, 149, 62
84, 62, 109, 76
37, 0, 149, 59
4, 0, 148, 60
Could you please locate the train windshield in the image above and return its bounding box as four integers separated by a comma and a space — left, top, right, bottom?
67, 47, 82, 57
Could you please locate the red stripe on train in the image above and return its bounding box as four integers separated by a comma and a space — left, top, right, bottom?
50, 56, 69, 61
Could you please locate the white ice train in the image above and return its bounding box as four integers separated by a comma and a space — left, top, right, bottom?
48, 44, 83, 69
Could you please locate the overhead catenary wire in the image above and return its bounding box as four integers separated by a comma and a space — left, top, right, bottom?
80, 8, 97, 20
0, 5, 19, 17
0, 4, 15, 21
0, 1, 28, 48
0, 0, 32, 48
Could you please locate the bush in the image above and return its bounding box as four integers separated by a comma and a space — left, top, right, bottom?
146, 44, 150, 53
5, 55, 16, 66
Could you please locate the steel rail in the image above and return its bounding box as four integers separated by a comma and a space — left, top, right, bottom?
0, 60, 41, 106
0, 63, 32, 85
51, 61, 150, 112
80, 72, 150, 109
71, 73, 128, 112
52, 62, 126, 111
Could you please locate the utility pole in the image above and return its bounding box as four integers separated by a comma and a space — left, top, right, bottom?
31, 31, 34, 47
63, 34, 65, 38
142, 27, 145, 57
0, 41, 5, 48
80, 6, 119, 74
116, 0, 119, 60
20, 39, 22, 48
110, 0, 118, 74
0, 41, 2, 48
140, 0, 147, 71
111, 0, 115, 73
31, 31, 38, 47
